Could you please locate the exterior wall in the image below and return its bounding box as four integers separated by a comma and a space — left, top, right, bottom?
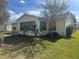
65, 15, 75, 28
17, 22, 20, 32
65, 14, 77, 36
56, 19, 66, 36
18, 16, 37, 22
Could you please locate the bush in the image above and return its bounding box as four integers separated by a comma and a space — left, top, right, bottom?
52, 32, 59, 36
66, 26, 73, 37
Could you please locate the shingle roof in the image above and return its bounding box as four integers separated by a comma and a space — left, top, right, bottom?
17, 13, 47, 21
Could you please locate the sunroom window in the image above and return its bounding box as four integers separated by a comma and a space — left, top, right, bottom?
49, 22, 56, 31
20, 21, 35, 31
40, 21, 46, 31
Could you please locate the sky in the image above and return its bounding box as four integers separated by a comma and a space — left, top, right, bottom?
7, 0, 79, 22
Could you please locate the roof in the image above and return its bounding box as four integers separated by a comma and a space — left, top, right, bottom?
17, 14, 48, 21
17, 12, 76, 23
54, 12, 76, 22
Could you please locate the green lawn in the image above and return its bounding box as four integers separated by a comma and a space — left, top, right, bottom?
0, 32, 79, 59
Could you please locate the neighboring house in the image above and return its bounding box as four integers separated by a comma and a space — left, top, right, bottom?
0, 23, 16, 33
0, 22, 9, 32
0, 24, 5, 32
16, 12, 76, 36
6, 23, 12, 32
6, 23, 17, 32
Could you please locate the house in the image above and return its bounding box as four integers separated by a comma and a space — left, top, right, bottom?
0, 24, 5, 32
0, 22, 9, 32
16, 12, 76, 36
6, 23, 12, 32
0, 23, 16, 33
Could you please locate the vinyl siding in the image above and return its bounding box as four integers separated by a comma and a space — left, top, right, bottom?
56, 19, 66, 36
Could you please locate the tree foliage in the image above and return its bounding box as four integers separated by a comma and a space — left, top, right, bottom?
0, 0, 9, 46
41, 0, 68, 19
0, 0, 9, 25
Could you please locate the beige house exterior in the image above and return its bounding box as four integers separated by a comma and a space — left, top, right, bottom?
16, 12, 76, 36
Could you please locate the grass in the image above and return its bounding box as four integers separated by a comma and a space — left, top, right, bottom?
0, 32, 79, 59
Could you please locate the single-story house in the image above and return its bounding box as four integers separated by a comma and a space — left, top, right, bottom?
6, 23, 17, 33
6, 23, 12, 32
0, 23, 16, 33
16, 12, 76, 36
0, 22, 9, 32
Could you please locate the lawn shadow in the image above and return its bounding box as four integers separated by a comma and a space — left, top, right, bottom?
4, 35, 34, 45
40, 33, 64, 42
2, 35, 46, 59
3, 33, 72, 45
40, 33, 72, 43
0, 34, 72, 59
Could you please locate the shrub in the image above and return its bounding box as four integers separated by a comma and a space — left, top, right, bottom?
66, 25, 73, 37
52, 32, 59, 36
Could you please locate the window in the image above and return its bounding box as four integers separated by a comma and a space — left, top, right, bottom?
40, 21, 46, 31
20, 22, 26, 31
28, 21, 35, 30
49, 22, 56, 31
20, 21, 36, 31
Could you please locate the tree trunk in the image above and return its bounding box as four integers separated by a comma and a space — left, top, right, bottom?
0, 32, 4, 47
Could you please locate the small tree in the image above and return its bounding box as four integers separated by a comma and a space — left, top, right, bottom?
0, 0, 9, 46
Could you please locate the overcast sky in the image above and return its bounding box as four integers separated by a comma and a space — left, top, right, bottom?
7, 0, 79, 22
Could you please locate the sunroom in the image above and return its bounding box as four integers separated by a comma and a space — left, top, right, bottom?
18, 20, 56, 36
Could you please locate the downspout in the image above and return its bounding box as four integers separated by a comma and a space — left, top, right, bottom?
64, 16, 67, 37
